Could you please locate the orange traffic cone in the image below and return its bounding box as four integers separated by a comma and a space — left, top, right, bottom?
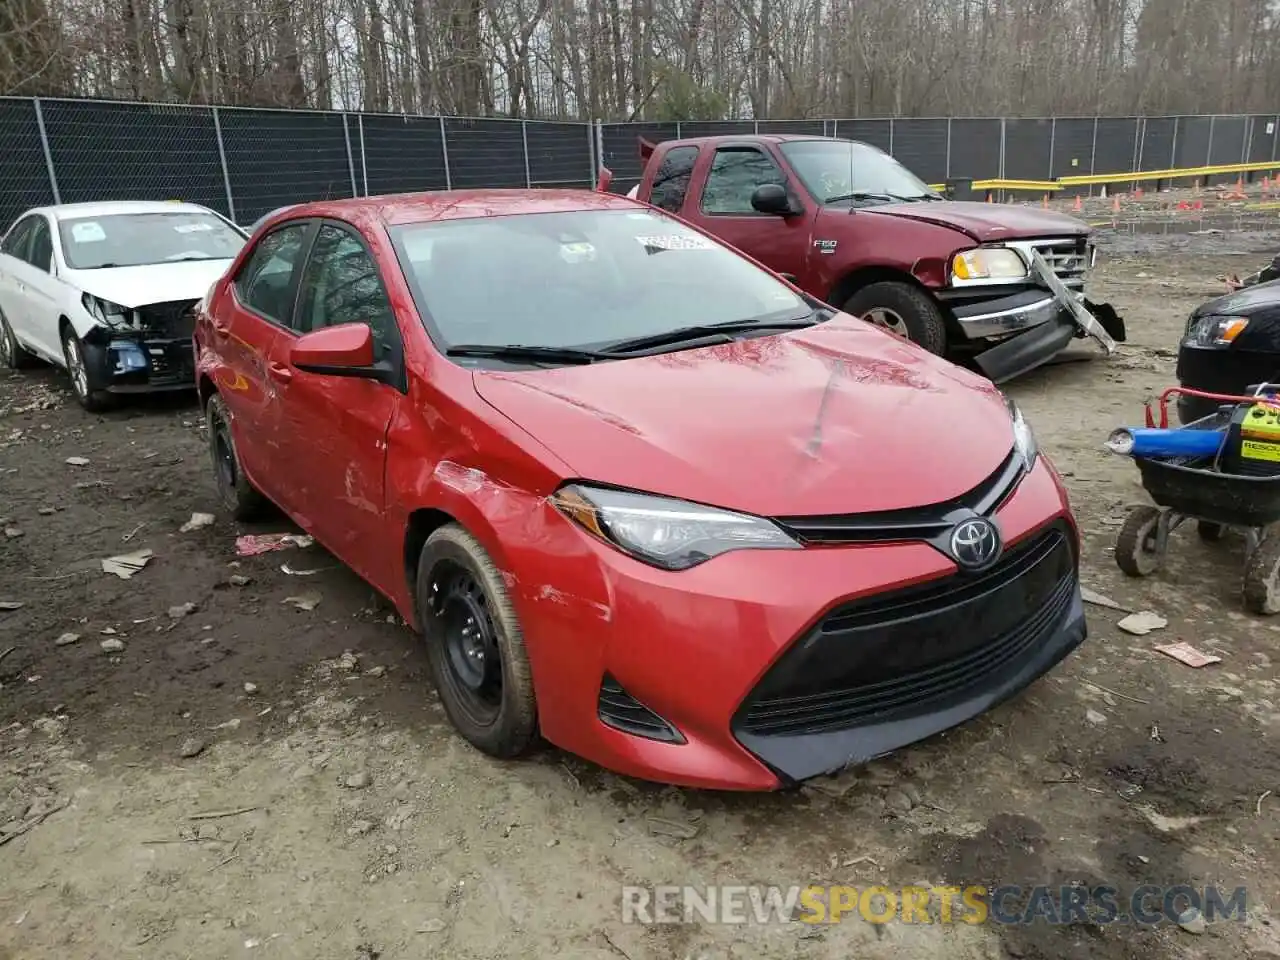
1112, 195, 1121, 213
1134, 186, 1144, 198
1073, 195, 1082, 212
1042, 194, 1048, 208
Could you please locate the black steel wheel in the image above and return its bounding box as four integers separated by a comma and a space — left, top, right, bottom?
417, 524, 537, 758
1115, 505, 1165, 577
205, 393, 272, 521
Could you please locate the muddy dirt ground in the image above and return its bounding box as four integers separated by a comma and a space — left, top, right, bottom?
6, 231, 1280, 960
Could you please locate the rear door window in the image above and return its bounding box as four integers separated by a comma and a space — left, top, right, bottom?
233, 223, 311, 324
649, 146, 698, 213
26, 219, 53, 272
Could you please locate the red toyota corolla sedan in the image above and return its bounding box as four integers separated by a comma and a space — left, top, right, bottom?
194, 189, 1086, 791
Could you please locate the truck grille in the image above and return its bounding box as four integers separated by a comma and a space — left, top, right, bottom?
1010, 237, 1091, 285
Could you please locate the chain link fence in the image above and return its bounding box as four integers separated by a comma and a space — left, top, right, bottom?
1, 97, 1277, 229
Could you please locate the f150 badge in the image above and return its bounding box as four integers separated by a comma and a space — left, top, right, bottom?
814, 239, 838, 255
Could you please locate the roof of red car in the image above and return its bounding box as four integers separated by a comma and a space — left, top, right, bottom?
277, 189, 642, 230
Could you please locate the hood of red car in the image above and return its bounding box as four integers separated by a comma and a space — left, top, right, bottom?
472, 318, 1016, 517
861, 201, 1091, 243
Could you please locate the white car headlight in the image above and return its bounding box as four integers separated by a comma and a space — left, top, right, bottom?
1005, 396, 1039, 470
551, 484, 800, 570
81, 292, 133, 328
951, 247, 1028, 283
1185, 315, 1248, 348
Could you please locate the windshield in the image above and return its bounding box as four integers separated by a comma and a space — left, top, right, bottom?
390, 208, 809, 353
780, 140, 938, 205
59, 211, 246, 269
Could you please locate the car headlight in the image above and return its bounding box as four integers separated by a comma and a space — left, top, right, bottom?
1185, 314, 1248, 348
550, 483, 801, 570
81, 292, 133, 328
1005, 396, 1039, 470
950, 247, 1028, 283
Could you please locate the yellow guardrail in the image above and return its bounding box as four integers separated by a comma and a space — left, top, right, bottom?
1058, 160, 1280, 187
924, 162, 1280, 196
927, 179, 1062, 194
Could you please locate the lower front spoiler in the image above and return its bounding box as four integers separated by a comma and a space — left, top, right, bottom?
735, 588, 1087, 786
81, 334, 196, 394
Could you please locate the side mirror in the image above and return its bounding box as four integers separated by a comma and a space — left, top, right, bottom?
751, 183, 794, 216
291, 322, 380, 379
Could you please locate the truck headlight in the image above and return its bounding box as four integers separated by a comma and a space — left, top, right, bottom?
1185, 315, 1248, 348
81, 293, 133, 328
951, 247, 1028, 283
1005, 396, 1039, 470
551, 483, 801, 570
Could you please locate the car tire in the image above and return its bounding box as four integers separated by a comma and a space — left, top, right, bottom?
61, 325, 113, 412
841, 281, 948, 354
0, 309, 36, 370
416, 523, 538, 759
206, 393, 272, 521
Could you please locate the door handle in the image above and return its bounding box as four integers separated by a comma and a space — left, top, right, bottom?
267, 361, 293, 384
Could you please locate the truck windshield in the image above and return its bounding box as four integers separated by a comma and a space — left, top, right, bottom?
780, 140, 939, 205
390, 208, 811, 354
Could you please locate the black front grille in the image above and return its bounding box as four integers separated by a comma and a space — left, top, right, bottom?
774, 450, 1022, 544
734, 522, 1075, 737
598, 674, 684, 743
136, 299, 199, 339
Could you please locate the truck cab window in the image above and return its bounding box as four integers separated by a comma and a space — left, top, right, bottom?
649, 146, 698, 213
701, 148, 787, 215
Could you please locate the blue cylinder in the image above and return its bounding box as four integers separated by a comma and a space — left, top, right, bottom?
1105, 427, 1225, 459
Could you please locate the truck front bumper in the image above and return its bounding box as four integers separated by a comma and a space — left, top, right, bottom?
942, 252, 1125, 384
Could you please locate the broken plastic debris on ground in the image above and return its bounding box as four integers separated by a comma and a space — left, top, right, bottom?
1154, 641, 1223, 668
101, 549, 153, 579
234, 533, 315, 557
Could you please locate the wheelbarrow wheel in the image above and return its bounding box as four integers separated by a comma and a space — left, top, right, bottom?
1197, 521, 1226, 543
1115, 506, 1165, 577
1243, 534, 1280, 615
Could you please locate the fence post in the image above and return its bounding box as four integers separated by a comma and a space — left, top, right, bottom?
439, 117, 453, 190
675, 121, 681, 139
358, 114, 369, 196
1132, 117, 1144, 175
1170, 117, 1179, 168
1088, 118, 1098, 197
521, 120, 532, 188
1242, 116, 1251, 163
32, 98, 61, 206
1048, 118, 1056, 179
754, 118, 760, 134
998, 118, 1006, 179
1273, 116, 1279, 162
945, 118, 951, 178
587, 120, 597, 189
595, 120, 604, 183
341, 113, 358, 197
888, 118, 894, 156
1206, 115, 1215, 166
211, 106, 235, 223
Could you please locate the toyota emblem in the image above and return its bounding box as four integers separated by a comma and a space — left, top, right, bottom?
949, 517, 1002, 571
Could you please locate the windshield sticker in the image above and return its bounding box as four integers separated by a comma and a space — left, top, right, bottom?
635, 234, 715, 252
559, 241, 596, 263
174, 222, 215, 233
70, 222, 107, 243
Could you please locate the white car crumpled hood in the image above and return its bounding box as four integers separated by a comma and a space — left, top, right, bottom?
67, 259, 234, 309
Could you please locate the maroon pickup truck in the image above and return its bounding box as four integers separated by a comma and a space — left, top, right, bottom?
611, 134, 1124, 383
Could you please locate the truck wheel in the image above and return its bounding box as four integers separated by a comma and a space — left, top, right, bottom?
841, 282, 948, 354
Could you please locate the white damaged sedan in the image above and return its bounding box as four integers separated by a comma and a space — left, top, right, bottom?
0, 200, 247, 410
